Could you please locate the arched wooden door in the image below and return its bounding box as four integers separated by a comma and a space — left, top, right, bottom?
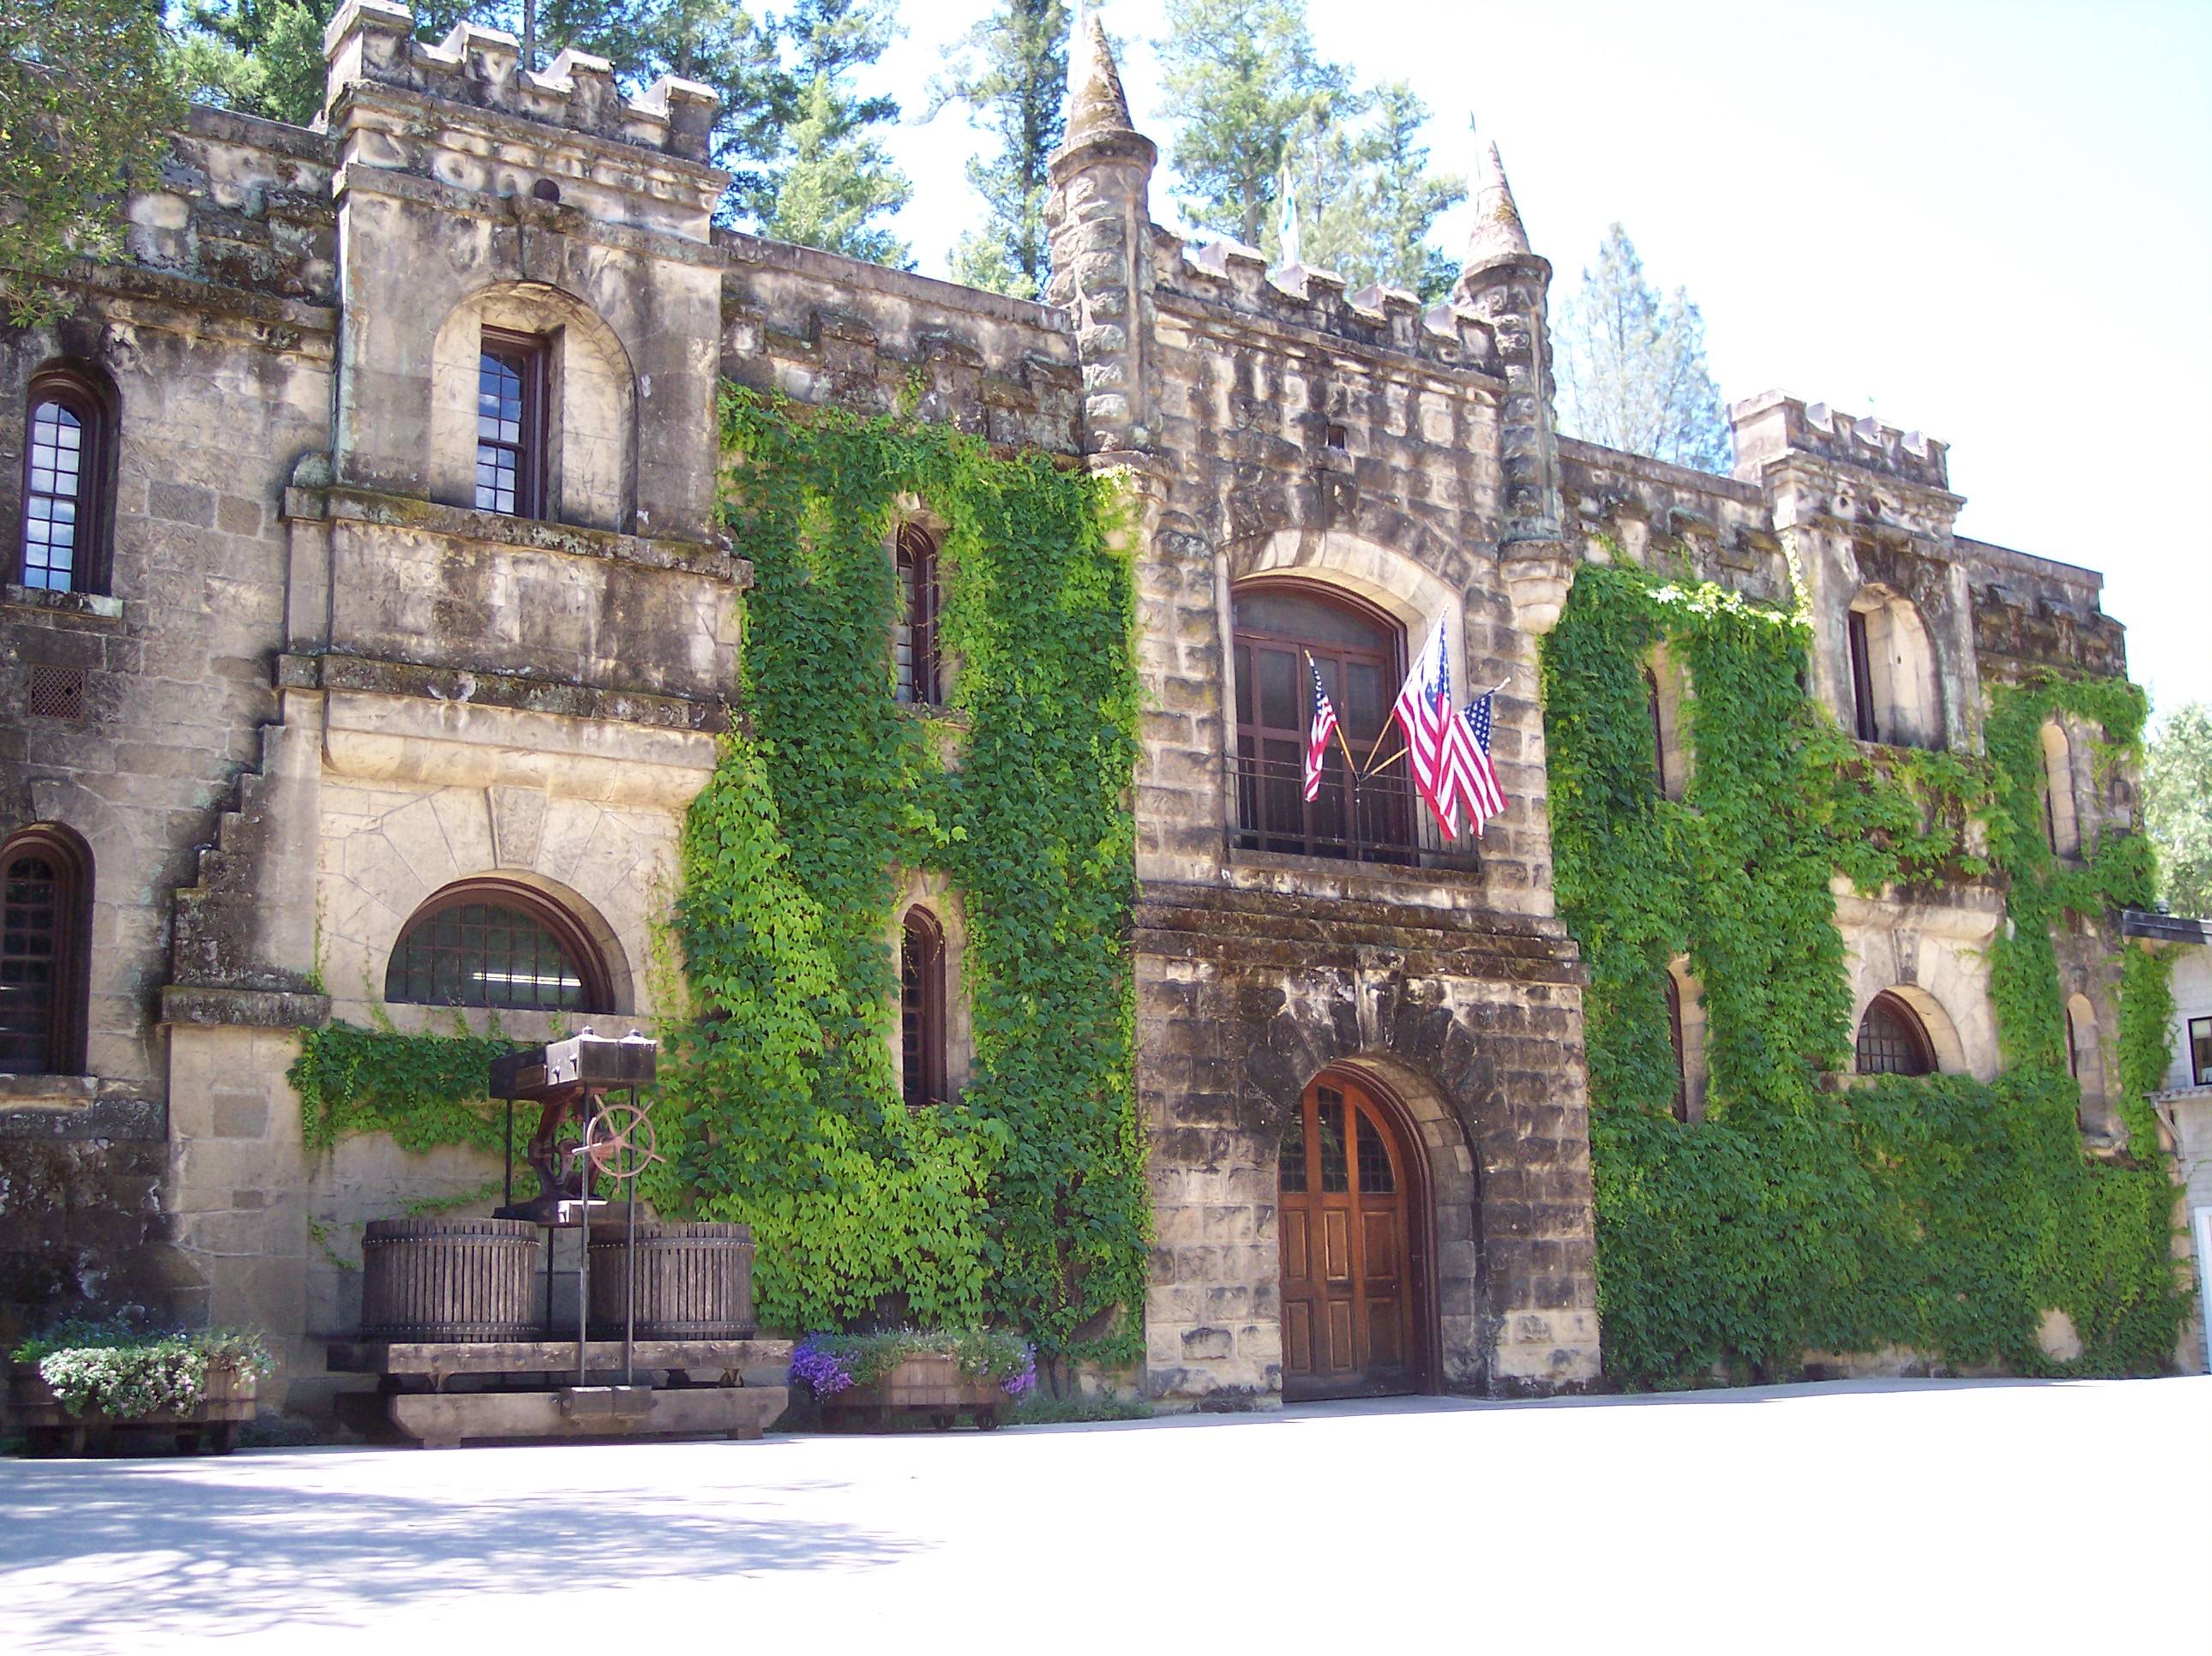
1277, 1072, 1424, 1400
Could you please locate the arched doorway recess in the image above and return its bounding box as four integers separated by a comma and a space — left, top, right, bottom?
1277, 1067, 1433, 1400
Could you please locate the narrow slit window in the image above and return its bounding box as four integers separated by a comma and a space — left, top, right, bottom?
475, 332, 546, 518
18, 373, 110, 595
1847, 610, 1878, 741
894, 525, 941, 705
1665, 973, 1688, 1120
900, 907, 947, 1107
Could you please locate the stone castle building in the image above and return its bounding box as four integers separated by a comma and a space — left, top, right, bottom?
1, 9, 2191, 1409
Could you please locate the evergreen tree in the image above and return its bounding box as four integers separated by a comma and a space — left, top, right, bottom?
171, 0, 334, 127
2146, 703, 2212, 919
764, 72, 910, 267
1, 0, 183, 326
1154, 0, 1350, 248
931, 0, 1067, 300
1554, 224, 1730, 473
1274, 81, 1462, 301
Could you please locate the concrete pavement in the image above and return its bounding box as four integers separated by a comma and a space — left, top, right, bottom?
3, 1377, 2207, 1653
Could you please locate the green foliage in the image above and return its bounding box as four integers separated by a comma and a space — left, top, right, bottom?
172, 0, 334, 127
790, 1325, 1035, 1391
1273, 81, 1464, 302
1555, 225, 1731, 475
0, 0, 183, 327
762, 72, 911, 267
1547, 561, 2183, 1384
931, 0, 1067, 300
291, 1016, 525, 1155
646, 388, 1144, 1358
14, 1319, 274, 1419
2144, 702, 2212, 918
1154, 0, 1354, 248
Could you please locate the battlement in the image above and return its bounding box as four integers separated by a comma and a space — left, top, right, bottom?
1730, 389, 1951, 492
322, 0, 720, 166
1157, 232, 1499, 378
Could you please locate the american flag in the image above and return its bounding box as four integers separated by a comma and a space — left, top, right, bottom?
1303, 660, 1339, 802
1392, 615, 1460, 837
1447, 691, 1507, 834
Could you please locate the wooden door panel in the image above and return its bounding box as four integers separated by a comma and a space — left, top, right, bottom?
1365, 1297, 1402, 1365
1283, 1300, 1313, 1377
1326, 1300, 1355, 1372
1321, 1209, 1350, 1281
1283, 1209, 1309, 1282
1361, 1211, 1396, 1279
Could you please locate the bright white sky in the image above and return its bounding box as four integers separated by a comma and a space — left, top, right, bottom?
869, 0, 2212, 717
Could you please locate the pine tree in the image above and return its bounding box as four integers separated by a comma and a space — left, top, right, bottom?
2147, 704, 2212, 919
1554, 224, 1730, 473
1154, 0, 1350, 248
171, 0, 336, 127
2, 0, 184, 326
931, 0, 1067, 300
765, 72, 910, 267
1274, 81, 1462, 301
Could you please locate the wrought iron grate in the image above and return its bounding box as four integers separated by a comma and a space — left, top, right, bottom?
26, 664, 84, 721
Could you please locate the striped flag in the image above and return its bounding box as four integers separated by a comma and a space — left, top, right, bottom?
1392, 615, 1460, 837
1303, 659, 1339, 802
1447, 690, 1508, 834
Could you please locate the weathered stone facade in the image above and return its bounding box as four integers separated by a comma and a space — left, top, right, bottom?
0, 10, 2164, 1407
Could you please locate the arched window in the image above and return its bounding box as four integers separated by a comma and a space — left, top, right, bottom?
475, 331, 547, 518
1854, 991, 1935, 1077
1663, 972, 1688, 1121
894, 524, 941, 705
2066, 993, 2109, 1134
0, 826, 93, 1076
17, 369, 112, 595
384, 881, 609, 1012
1231, 580, 1415, 864
900, 906, 947, 1107
1845, 589, 1943, 749
2041, 722, 2080, 857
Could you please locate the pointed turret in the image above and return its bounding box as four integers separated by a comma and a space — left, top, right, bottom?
1067, 14, 1139, 147
1049, 14, 1157, 454
1461, 141, 1533, 277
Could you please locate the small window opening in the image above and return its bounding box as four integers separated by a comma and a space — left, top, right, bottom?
532, 178, 562, 203
1854, 991, 1935, 1077
2191, 1017, 2212, 1089
1664, 973, 1688, 1122
1324, 422, 1348, 451
17, 370, 111, 596
894, 524, 941, 705
0, 827, 92, 1076
385, 882, 609, 1013
1847, 610, 1878, 741
900, 907, 947, 1107
475, 330, 547, 518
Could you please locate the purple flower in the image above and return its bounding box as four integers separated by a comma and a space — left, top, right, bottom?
789, 1335, 855, 1396
1000, 1347, 1037, 1398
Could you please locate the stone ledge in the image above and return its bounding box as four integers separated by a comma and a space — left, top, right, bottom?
0, 1091, 165, 1142
3, 585, 124, 624
0, 1074, 98, 1110
160, 985, 332, 1029
283, 651, 728, 735
289, 484, 748, 585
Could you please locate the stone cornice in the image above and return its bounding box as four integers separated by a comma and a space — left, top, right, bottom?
329, 157, 724, 267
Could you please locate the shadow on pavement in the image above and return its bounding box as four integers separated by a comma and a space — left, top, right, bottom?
0, 1450, 916, 1645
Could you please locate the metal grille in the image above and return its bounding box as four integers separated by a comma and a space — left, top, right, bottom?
26, 665, 84, 721
386, 899, 587, 1011
1855, 998, 1932, 1076
0, 854, 61, 1071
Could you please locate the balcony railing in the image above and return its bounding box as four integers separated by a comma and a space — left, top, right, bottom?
1230, 753, 1476, 871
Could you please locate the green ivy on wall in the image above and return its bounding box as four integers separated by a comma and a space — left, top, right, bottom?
1546, 560, 2184, 1384
290, 391, 1144, 1362
647, 389, 1145, 1359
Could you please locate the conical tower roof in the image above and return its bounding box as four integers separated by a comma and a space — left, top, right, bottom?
1067, 14, 1138, 145
1463, 141, 1534, 272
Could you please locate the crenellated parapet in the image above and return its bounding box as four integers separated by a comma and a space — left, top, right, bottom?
1151, 235, 1499, 376
321, 0, 719, 165
1731, 390, 1951, 494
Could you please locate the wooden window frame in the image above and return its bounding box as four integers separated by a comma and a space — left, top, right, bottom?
1854, 990, 1936, 1077
0, 825, 93, 1077
1846, 609, 1879, 741
475, 328, 549, 519
894, 523, 941, 705
1664, 972, 1689, 1121
2190, 1017, 2212, 1089
384, 878, 610, 1013
1230, 575, 1422, 866
17, 369, 114, 596
900, 906, 947, 1107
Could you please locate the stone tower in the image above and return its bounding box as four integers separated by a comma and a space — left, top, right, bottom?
1046, 16, 1157, 457
1452, 143, 1572, 630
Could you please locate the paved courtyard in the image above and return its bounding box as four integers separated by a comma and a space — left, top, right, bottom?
3, 1376, 2205, 1653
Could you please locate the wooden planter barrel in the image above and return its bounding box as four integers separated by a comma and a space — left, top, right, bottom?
818, 1353, 1007, 1431
588, 1221, 755, 1340
12, 1359, 258, 1456
360, 1216, 540, 1342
